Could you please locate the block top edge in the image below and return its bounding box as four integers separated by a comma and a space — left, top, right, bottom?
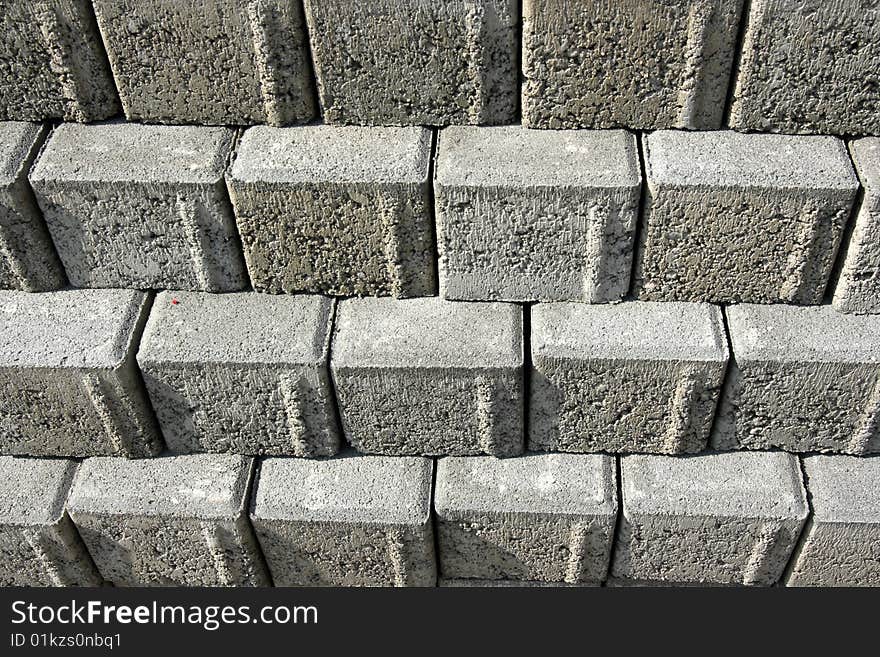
803, 455, 880, 524
0, 121, 42, 186
0, 457, 76, 526
850, 138, 880, 194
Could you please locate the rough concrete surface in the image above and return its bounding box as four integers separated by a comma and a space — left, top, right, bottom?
439, 579, 594, 587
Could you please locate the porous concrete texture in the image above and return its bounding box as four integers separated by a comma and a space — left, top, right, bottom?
439, 579, 593, 587
251, 453, 435, 586
303, 0, 518, 126
434, 126, 641, 302
728, 0, 880, 136
138, 291, 340, 457
91, 0, 315, 126
634, 130, 859, 304
714, 304, 880, 454
0, 457, 101, 586
331, 297, 524, 456
0, 289, 161, 458
68, 454, 268, 587
522, 0, 743, 130
435, 453, 617, 583
228, 125, 435, 297
29, 123, 248, 291
530, 302, 728, 454
613, 452, 808, 586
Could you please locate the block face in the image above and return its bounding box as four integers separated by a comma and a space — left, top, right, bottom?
303, 0, 518, 126
331, 297, 524, 456
530, 302, 728, 454
635, 131, 859, 304
522, 0, 743, 130
138, 291, 340, 457
228, 125, 435, 297
435, 126, 641, 302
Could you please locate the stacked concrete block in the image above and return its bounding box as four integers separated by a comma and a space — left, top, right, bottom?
29, 123, 248, 291
435, 126, 641, 302
530, 302, 728, 454
331, 297, 523, 456
0, 289, 161, 458
138, 291, 340, 457
634, 131, 859, 304
228, 125, 435, 298
440, 579, 592, 587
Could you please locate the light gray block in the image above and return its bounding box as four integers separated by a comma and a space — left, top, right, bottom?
228, 125, 434, 297
91, 0, 315, 126
522, 0, 743, 130
613, 452, 808, 585
0, 457, 101, 586
635, 131, 859, 304
30, 123, 248, 291
530, 302, 728, 454
0, 289, 161, 458
331, 297, 524, 456
439, 579, 594, 587
138, 291, 340, 457
435, 454, 617, 583
714, 304, 880, 454
251, 453, 435, 586
435, 126, 641, 302
68, 454, 268, 587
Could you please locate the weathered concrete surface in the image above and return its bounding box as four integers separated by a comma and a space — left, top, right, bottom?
440, 579, 594, 587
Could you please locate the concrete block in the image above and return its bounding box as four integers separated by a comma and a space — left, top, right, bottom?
30, 123, 248, 291
439, 579, 594, 587
435, 453, 617, 583
227, 125, 434, 297
714, 304, 880, 454
728, 0, 880, 136
303, 0, 517, 126
635, 131, 859, 304
91, 0, 315, 126
0, 457, 101, 586
435, 126, 641, 302
522, 0, 743, 130
68, 454, 268, 587
612, 452, 808, 585
251, 453, 435, 586
0, 289, 161, 458
331, 297, 524, 456
530, 301, 728, 454
138, 291, 340, 457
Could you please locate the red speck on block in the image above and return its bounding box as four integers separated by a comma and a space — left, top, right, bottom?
171, 298, 179, 306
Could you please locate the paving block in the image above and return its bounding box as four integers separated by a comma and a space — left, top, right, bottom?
251, 453, 435, 586
435, 126, 641, 302
435, 454, 617, 583
227, 125, 434, 297
530, 301, 728, 454
29, 123, 248, 291
303, 0, 517, 125
522, 0, 743, 130
0, 289, 161, 458
68, 454, 268, 587
0, 457, 101, 586
713, 304, 880, 454
634, 131, 859, 304
138, 291, 340, 457
331, 297, 524, 456
612, 452, 808, 585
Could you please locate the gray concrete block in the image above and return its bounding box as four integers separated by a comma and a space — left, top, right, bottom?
303, 0, 517, 126
91, 0, 315, 126
331, 297, 524, 456
227, 125, 435, 297
435, 453, 617, 583
635, 131, 859, 304
138, 291, 340, 457
522, 0, 743, 130
439, 579, 594, 587
613, 452, 808, 585
29, 123, 248, 291
435, 126, 641, 302
0, 289, 161, 458
68, 454, 268, 587
0, 457, 101, 586
530, 301, 728, 454
251, 453, 435, 586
